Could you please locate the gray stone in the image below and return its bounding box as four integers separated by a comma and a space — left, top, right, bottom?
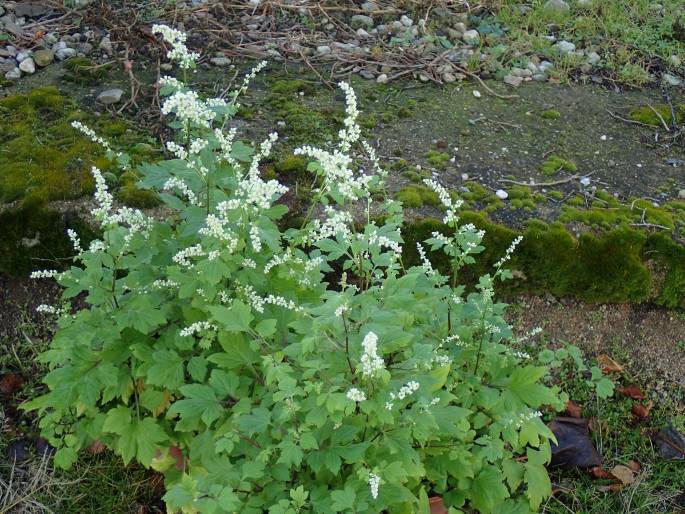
375, 24, 388, 36
663, 73, 682, 86
400, 15, 413, 27
678, 189, 685, 199
361, 2, 378, 12
504, 74, 523, 87
376, 73, 388, 84
579, 63, 592, 73
18, 57, 35, 74
350, 15, 374, 30
543, 0, 570, 15
33, 49, 54, 67
533, 73, 548, 81
43, 32, 58, 45
539, 60, 554, 71
77, 42, 93, 55
0, 46, 17, 57
53, 42, 76, 61
442, 72, 456, 83
553, 40, 575, 54
71, 0, 93, 7
586, 51, 601, 65
99, 35, 113, 54
97, 88, 124, 104
495, 189, 508, 200
670, 55, 682, 67
447, 28, 463, 40
0, 6, 5, 16
356, 28, 370, 38
462, 29, 480, 45
4, 66, 21, 79
316, 45, 331, 55
359, 69, 375, 80
453, 22, 467, 33
16, 50, 31, 63
0, 59, 17, 73
209, 56, 231, 66
13, 2, 49, 17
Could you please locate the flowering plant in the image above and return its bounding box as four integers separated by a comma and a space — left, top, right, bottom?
25, 26, 567, 514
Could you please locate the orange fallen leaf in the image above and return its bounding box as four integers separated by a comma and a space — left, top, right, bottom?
626, 460, 641, 472
88, 440, 106, 454
589, 466, 613, 479
632, 401, 654, 420
610, 465, 635, 485
565, 400, 583, 418
597, 354, 623, 373
616, 385, 646, 400
0, 374, 24, 395
599, 483, 624, 493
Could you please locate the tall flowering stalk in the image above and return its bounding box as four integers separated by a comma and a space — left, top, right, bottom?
25, 24, 569, 514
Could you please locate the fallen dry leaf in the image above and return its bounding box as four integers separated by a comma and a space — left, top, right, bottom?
589, 466, 613, 479
169, 445, 185, 470
597, 354, 623, 373
549, 417, 602, 468
88, 440, 107, 454
0, 373, 24, 395
632, 401, 653, 420
610, 465, 635, 485
564, 400, 583, 418
588, 417, 608, 434
653, 424, 685, 460
616, 385, 646, 400
626, 460, 641, 472
599, 483, 624, 493
429, 496, 448, 514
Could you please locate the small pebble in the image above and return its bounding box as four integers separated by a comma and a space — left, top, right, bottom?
472, 90, 481, 98
495, 189, 508, 200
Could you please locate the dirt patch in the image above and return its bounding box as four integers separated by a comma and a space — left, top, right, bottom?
508, 294, 685, 392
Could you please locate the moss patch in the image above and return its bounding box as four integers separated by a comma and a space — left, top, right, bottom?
540, 109, 561, 120
425, 150, 450, 169
541, 155, 577, 176
395, 185, 440, 208
629, 104, 685, 126
403, 213, 685, 307
62, 57, 112, 86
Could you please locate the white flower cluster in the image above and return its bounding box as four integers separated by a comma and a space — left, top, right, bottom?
172, 244, 205, 267
152, 24, 200, 69
309, 207, 353, 242
249, 225, 262, 252
240, 284, 303, 314
199, 207, 239, 249
159, 76, 184, 90
495, 235, 523, 268
416, 242, 435, 276
233, 61, 267, 101
242, 258, 257, 269
506, 410, 542, 428
346, 388, 366, 402
365, 229, 402, 261
180, 321, 216, 337
166, 141, 188, 160
423, 178, 463, 224
385, 380, 420, 410
189, 138, 208, 155
368, 473, 380, 500
36, 304, 62, 315
360, 331, 384, 378
294, 82, 372, 201
334, 303, 348, 317
30, 270, 59, 279
91, 165, 114, 220
67, 229, 82, 255
162, 90, 216, 129
214, 127, 238, 167
164, 177, 199, 205
71, 121, 120, 158
152, 279, 179, 289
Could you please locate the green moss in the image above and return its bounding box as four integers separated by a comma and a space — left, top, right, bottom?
269, 79, 316, 96
397, 106, 412, 118
274, 154, 309, 182
403, 214, 655, 303
461, 181, 489, 202
540, 109, 561, 120
425, 151, 450, 169
396, 185, 440, 208
359, 113, 377, 130
549, 190, 565, 201
63, 57, 112, 85
541, 155, 577, 176
628, 104, 685, 126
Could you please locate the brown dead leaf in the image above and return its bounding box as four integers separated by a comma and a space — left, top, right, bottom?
549, 417, 602, 468
429, 496, 448, 514
653, 424, 685, 460
616, 385, 646, 400
632, 401, 653, 420
588, 417, 608, 434
599, 483, 624, 493
0, 374, 24, 395
597, 354, 623, 373
610, 465, 635, 485
169, 445, 185, 470
88, 440, 106, 454
564, 400, 583, 418
589, 466, 613, 479
626, 460, 641, 472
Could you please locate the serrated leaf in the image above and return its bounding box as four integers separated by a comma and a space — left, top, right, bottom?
470, 465, 508, 513
147, 350, 185, 390
524, 448, 552, 510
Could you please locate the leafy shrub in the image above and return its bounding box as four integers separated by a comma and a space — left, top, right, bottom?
26, 26, 568, 514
